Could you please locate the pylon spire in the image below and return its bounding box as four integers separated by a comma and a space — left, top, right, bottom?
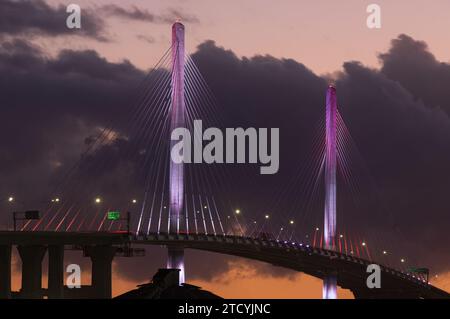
167, 21, 186, 285
323, 85, 338, 299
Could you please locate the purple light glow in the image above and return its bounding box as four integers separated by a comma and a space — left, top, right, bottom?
167, 246, 185, 284
323, 274, 337, 299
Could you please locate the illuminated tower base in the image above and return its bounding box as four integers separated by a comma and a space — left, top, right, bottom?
323, 273, 337, 299
323, 85, 337, 299
167, 22, 186, 284
167, 246, 185, 284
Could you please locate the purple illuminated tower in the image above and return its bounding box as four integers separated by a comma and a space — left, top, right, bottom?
323, 85, 337, 299
167, 22, 186, 284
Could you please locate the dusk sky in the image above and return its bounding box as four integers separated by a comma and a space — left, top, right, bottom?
39, 0, 450, 74
2, 0, 450, 299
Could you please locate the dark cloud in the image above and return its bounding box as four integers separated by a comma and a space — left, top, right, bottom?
1, 33, 450, 287
0, 0, 106, 40
336, 60, 450, 269
189, 39, 450, 274
102, 5, 199, 24
380, 34, 450, 115
0, 39, 144, 211
0, 1, 198, 43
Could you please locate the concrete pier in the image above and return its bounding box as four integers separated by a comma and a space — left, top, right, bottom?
48, 245, 64, 299
0, 245, 11, 299
86, 245, 117, 299
18, 245, 47, 299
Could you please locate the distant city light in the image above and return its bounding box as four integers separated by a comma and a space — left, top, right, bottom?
362, 242, 366, 246
383, 250, 387, 255
132, 199, 137, 204
401, 258, 405, 263
289, 220, 294, 225
95, 197, 101, 204
204, 206, 207, 209
8, 196, 14, 202
315, 227, 320, 231
235, 209, 240, 214
339, 234, 343, 238
265, 214, 269, 219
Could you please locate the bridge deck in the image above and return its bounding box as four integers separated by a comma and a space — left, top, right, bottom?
0, 231, 448, 299
0, 231, 128, 245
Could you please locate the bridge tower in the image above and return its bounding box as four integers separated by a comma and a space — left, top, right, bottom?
167, 21, 186, 284
323, 85, 337, 299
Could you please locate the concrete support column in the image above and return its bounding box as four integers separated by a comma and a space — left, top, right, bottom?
0, 245, 12, 299
48, 245, 64, 299
86, 245, 116, 299
18, 245, 47, 299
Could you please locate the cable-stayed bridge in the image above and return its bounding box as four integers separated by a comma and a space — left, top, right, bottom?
0, 22, 448, 299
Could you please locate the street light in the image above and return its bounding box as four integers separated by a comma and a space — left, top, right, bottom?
265, 214, 269, 219
289, 220, 294, 225
8, 196, 14, 203
95, 197, 102, 204
235, 209, 240, 215
132, 199, 137, 204
383, 250, 387, 255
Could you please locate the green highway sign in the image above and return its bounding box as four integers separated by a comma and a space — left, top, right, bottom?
107, 211, 121, 220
